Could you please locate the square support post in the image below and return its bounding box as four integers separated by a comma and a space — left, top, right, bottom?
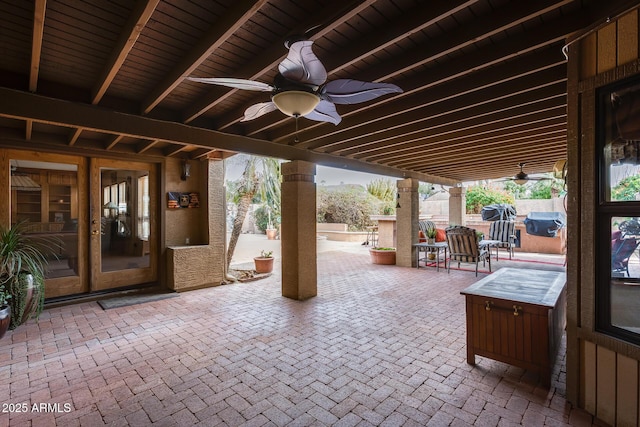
449, 186, 466, 226
281, 161, 317, 300
396, 178, 419, 267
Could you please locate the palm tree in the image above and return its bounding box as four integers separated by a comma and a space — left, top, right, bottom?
226, 155, 281, 269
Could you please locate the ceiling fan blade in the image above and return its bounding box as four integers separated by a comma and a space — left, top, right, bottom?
303, 100, 341, 125
322, 79, 402, 105
186, 77, 273, 92
241, 102, 278, 121
278, 40, 327, 87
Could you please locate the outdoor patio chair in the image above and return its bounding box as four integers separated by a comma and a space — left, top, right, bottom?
445, 225, 491, 276
418, 220, 436, 238
611, 230, 639, 277
488, 220, 516, 259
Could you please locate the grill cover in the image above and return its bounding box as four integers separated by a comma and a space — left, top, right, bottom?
523, 212, 566, 237
481, 204, 517, 221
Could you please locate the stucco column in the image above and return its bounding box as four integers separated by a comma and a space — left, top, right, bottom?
207, 158, 226, 252
396, 178, 419, 267
449, 186, 466, 226
281, 161, 317, 300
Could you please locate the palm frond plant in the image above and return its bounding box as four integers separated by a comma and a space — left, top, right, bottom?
0, 221, 59, 329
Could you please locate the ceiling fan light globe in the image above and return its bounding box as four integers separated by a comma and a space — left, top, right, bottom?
272, 91, 320, 117
514, 179, 528, 185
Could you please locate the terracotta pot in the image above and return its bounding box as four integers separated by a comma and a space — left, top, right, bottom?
266, 229, 278, 240
0, 305, 10, 340
369, 248, 396, 265
254, 257, 274, 274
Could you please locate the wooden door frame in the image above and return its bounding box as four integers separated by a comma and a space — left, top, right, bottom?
89, 158, 158, 291
1, 150, 88, 298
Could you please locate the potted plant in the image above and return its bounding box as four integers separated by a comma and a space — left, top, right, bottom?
369, 247, 396, 265
265, 209, 278, 240
0, 282, 10, 339
0, 222, 57, 330
426, 228, 437, 244
254, 250, 274, 274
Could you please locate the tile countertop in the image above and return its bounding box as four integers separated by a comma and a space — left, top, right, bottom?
460, 267, 566, 307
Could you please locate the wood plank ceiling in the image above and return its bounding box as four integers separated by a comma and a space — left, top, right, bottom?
0, 0, 636, 185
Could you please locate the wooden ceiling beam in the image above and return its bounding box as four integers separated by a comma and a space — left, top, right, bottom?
308, 68, 567, 153
25, 120, 33, 141
344, 96, 566, 159
240, 0, 581, 139
262, 22, 575, 144
394, 129, 567, 170
68, 128, 83, 146
29, 0, 46, 92
142, 0, 270, 114
105, 134, 124, 150
163, 145, 188, 157
416, 139, 567, 173
422, 147, 567, 181
92, 0, 160, 104
137, 139, 159, 154
0, 88, 458, 186
206, 0, 477, 129
354, 117, 566, 168
183, 0, 377, 125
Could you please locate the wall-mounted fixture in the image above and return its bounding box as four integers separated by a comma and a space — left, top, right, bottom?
181, 159, 191, 181
396, 192, 401, 209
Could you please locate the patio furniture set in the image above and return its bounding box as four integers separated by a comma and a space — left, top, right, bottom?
415, 220, 517, 276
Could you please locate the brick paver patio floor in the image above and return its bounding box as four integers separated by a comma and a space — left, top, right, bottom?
0, 250, 603, 426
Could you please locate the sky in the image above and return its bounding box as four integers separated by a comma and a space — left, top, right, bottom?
224, 155, 391, 187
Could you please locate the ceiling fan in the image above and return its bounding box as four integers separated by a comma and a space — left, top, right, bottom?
507, 162, 553, 185
187, 36, 402, 127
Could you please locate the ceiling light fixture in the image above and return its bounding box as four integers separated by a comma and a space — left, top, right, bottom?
272, 91, 320, 117
514, 177, 528, 185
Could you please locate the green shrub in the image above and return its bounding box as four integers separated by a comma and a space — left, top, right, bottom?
612, 175, 640, 201
465, 186, 515, 214
253, 206, 269, 232
317, 186, 381, 231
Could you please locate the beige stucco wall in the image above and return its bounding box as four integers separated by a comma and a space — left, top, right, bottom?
164, 157, 207, 246
164, 158, 226, 291
567, 8, 640, 426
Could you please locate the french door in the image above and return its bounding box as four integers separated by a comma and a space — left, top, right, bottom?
89, 158, 158, 291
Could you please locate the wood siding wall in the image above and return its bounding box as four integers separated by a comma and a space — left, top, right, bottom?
568, 8, 640, 427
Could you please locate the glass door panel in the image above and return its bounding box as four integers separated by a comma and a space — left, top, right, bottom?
90, 159, 157, 291
8, 154, 86, 298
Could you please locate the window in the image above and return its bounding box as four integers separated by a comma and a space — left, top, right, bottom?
137, 175, 149, 239
597, 74, 640, 344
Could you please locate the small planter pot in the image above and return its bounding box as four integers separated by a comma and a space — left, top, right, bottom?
265, 229, 278, 240
0, 305, 10, 340
369, 248, 396, 265
254, 257, 274, 274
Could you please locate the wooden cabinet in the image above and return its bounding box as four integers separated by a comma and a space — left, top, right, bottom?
460, 268, 566, 387
14, 190, 42, 223
12, 171, 77, 230
48, 184, 71, 223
